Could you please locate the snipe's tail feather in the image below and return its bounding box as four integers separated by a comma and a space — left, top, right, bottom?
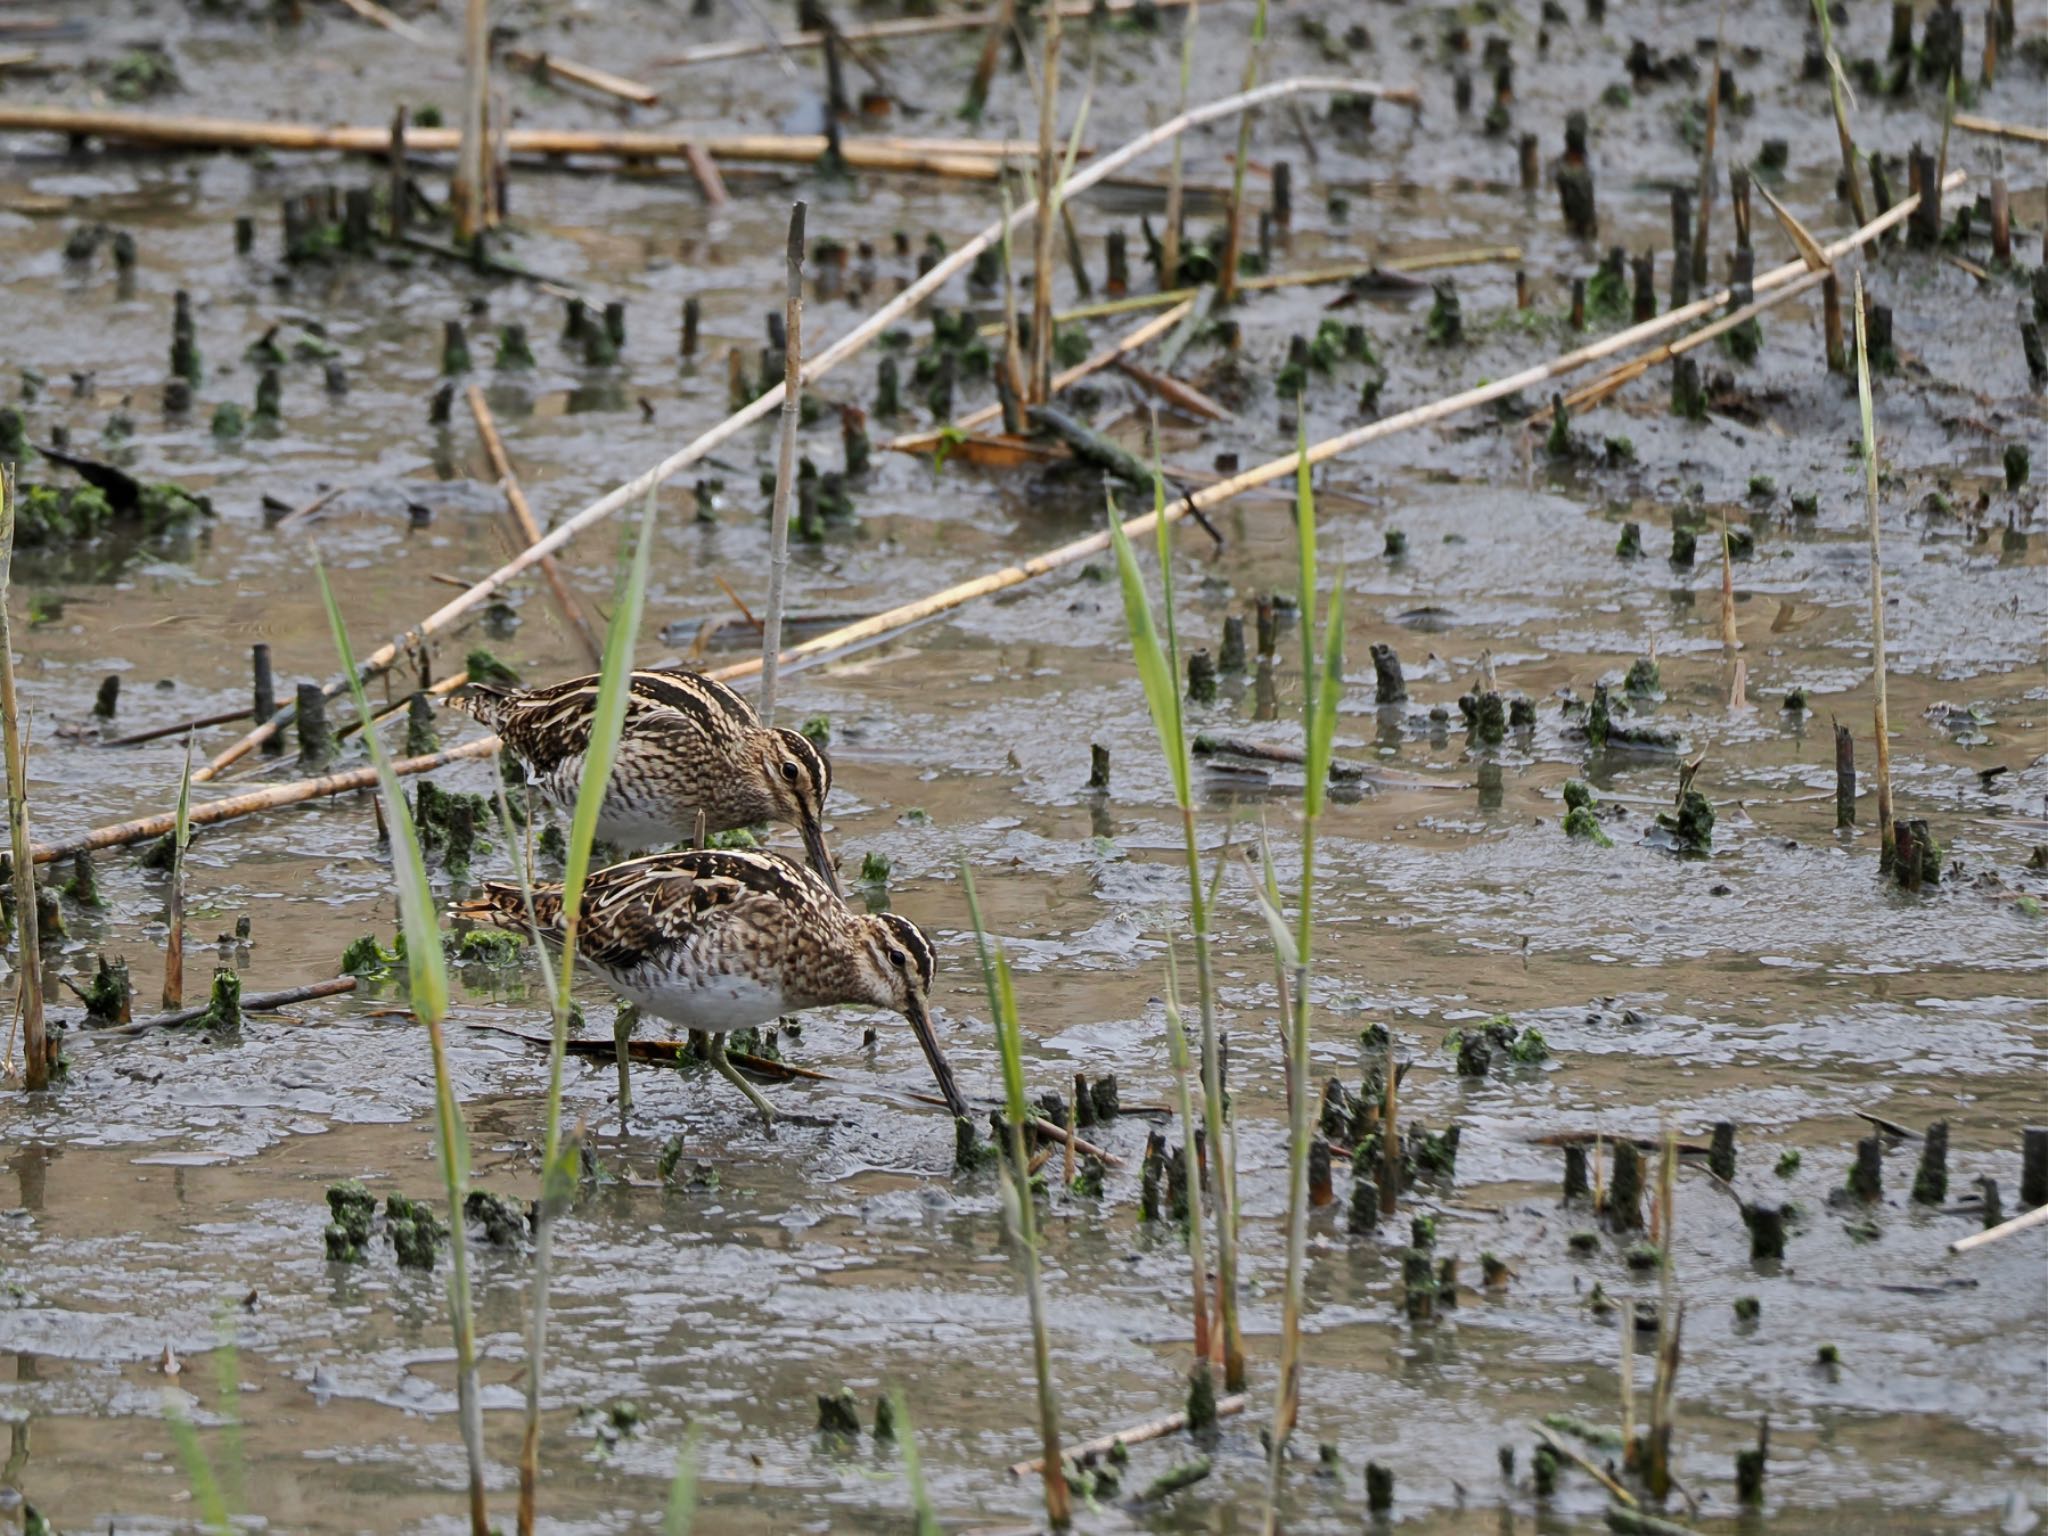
451, 880, 566, 935
443, 682, 515, 727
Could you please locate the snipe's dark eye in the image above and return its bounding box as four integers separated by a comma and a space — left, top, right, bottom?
888, 948, 909, 969
781, 761, 802, 782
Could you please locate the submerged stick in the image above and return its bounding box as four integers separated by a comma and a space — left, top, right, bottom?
759, 201, 807, 727
84, 976, 360, 1036
503, 48, 660, 107
1008, 1393, 1249, 1475
467, 387, 602, 664
184, 74, 1412, 781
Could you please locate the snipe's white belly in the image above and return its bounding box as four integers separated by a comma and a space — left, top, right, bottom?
603, 961, 787, 1033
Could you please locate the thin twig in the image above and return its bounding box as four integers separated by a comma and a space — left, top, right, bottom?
760, 202, 806, 727
0, 464, 49, 1091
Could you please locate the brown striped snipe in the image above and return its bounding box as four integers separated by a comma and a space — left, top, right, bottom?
449, 668, 837, 890
457, 847, 967, 1126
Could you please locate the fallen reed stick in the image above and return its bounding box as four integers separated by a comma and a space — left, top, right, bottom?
1532, 1421, 1638, 1506
467, 386, 603, 664
503, 48, 660, 107
29, 738, 499, 864
1009, 1394, 1248, 1476
0, 107, 1040, 182
82, 976, 359, 1037
332, 0, 432, 45
653, 0, 1193, 67
1949, 1201, 2048, 1253
701, 177, 1965, 691
1952, 113, 2048, 145
184, 74, 1412, 782
100, 703, 256, 749
887, 296, 1194, 451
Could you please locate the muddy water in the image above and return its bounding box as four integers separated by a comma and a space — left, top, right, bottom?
3, 1, 2046, 1531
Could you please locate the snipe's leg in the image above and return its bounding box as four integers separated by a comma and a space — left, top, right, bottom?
709, 1031, 777, 1129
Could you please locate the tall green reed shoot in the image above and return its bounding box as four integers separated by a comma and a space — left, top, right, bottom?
662, 1425, 703, 1535
1161, 955, 1212, 1363
1252, 423, 1343, 1531
1108, 479, 1244, 1389
518, 485, 660, 1533
314, 553, 486, 1535
962, 862, 1071, 1528
893, 1391, 942, 1536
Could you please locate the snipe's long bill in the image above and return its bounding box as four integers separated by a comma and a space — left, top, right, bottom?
457, 847, 968, 1124
450, 667, 839, 891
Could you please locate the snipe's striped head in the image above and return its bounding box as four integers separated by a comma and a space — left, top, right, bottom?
757, 726, 836, 891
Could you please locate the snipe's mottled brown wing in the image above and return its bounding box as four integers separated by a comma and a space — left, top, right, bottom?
575, 848, 828, 970
486, 669, 759, 775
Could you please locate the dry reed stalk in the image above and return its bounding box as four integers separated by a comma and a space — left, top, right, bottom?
1030, 0, 1064, 402
1690, 19, 1725, 288
653, 0, 1192, 66
182, 74, 1409, 782
0, 464, 49, 1091
160, 733, 194, 1010
1218, 0, 1269, 304
1810, 0, 1869, 225
887, 296, 1192, 450
962, 0, 1016, 121
1852, 273, 1894, 862
454, 0, 490, 241
1161, 0, 1199, 292
339, 670, 470, 744
0, 107, 1028, 182
503, 48, 660, 106
1950, 1202, 2048, 1252
1008, 1393, 1249, 1475
467, 386, 603, 664
1720, 511, 1738, 649
100, 704, 256, 749
1114, 357, 1231, 420
759, 202, 806, 727
29, 739, 499, 864
1952, 113, 2048, 145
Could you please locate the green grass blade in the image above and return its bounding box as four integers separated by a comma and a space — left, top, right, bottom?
1304, 581, 1344, 822
312, 553, 448, 1028
556, 484, 661, 1012
1107, 492, 1190, 809
992, 949, 1029, 1128
662, 1424, 702, 1535
1293, 417, 1318, 651
1249, 841, 1298, 968
163, 1392, 232, 1535
893, 1393, 942, 1536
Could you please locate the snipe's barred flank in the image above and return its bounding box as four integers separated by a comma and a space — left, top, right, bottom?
456, 847, 968, 1124
448, 667, 837, 888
